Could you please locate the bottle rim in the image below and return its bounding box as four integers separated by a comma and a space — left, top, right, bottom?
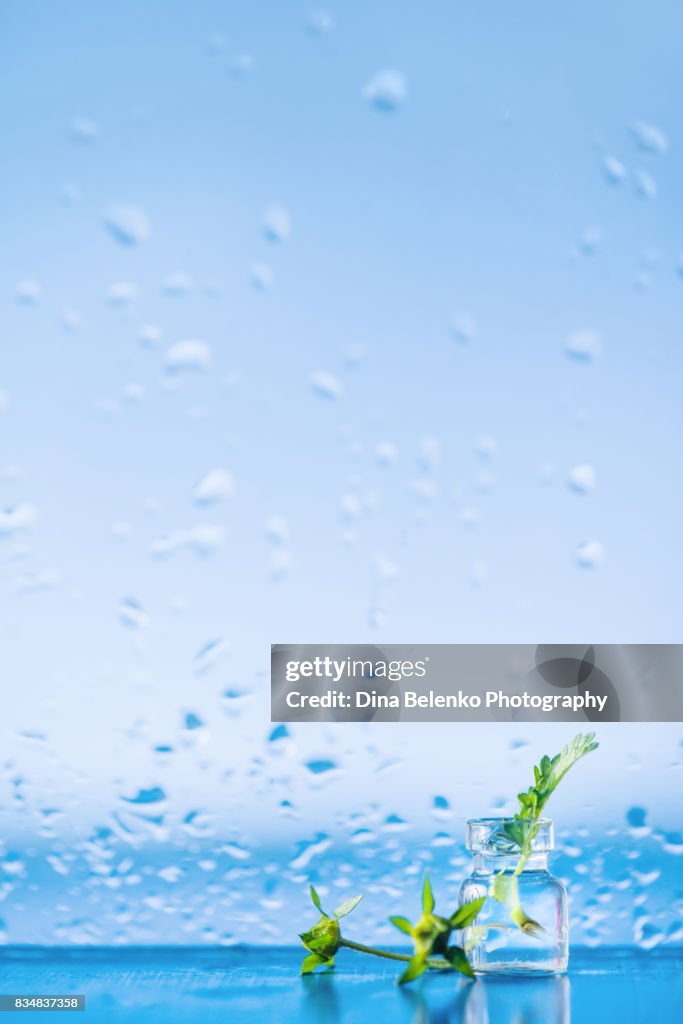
466, 816, 554, 854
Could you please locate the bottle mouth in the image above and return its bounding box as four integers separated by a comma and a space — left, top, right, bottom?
466, 817, 554, 854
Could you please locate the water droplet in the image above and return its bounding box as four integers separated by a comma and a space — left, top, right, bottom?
602, 155, 627, 185
264, 515, 289, 545
306, 8, 335, 35
61, 307, 82, 332
1, 853, 26, 877
261, 203, 291, 242
223, 841, 251, 860
469, 559, 489, 587
183, 810, 216, 837
340, 494, 362, 520
103, 203, 150, 246
579, 226, 603, 255
305, 759, 337, 775
139, 324, 162, 348
564, 328, 602, 362
450, 311, 478, 345
432, 832, 454, 847
47, 854, 70, 876
475, 435, 496, 460
383, 814, 409, 832
458, 506, 480, 529
410, 478, 439, 501
183, 712, 205, 731
107, 282, 139, 307
14, 568, 61, 592
363, 70, 406, 112
368, 607, 388, 627
250, 261, 274, 291
228, 53, 253, 77
375, 441, 399, 466
0, 504, 39, 536
158, 865, 183, 883
150, 524, 225, 559
310, 370, 342, 399
14, 279, 41, 305
375, 554, 399, 580
70, 116, 99, 143
432, 795, 452, 820
122, 382, 145, 403
268, 724, 289, 743
111, 521, 132, 541
290, 833, 331, 869
661, 831, 683, 855
418, 436, 441, 471
122, 787, 166, 805
17, 729, 47, 742
269, 548, 292, 580
193, 638, 229, 675
117, 597, 150, 629
630, 121, 669, 155
221, 687, 253, 715
634, 170, 657, 199
165, 340, 212, 373
576, 541, 605, 569
60, 179, 81, 206
343, 343, 367, 368
163, 271, 194, 297
193, 469, 235, 504
568, 463, 596, 494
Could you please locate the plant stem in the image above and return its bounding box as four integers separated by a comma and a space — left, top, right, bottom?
513, 819, 540, 877
339, 938, 451, 970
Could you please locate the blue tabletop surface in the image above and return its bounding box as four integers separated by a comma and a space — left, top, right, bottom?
0, 947, 681, 1023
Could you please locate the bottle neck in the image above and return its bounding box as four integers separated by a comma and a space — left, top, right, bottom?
472, 851, 549, 874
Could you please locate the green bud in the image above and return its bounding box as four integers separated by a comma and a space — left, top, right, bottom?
412, 912, 451, 957
299, 915, 341, 959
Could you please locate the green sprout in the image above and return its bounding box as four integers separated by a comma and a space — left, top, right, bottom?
299, 886, 364, 974
389, 874, 484, 983
299, 878, 484, 983
494, 732, 599, 934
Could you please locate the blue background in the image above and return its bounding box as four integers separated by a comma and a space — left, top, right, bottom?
1, 0, 682, 949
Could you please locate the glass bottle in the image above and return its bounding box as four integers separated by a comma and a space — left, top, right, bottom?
459, 817, 568, 974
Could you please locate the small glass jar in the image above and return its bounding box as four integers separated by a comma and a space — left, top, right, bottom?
459, 817, 568, 974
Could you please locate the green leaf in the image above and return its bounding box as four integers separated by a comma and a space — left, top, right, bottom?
444, 946, 475, 979
389, 915, 414, 936
514, 733, 599, 828
398, 955, 427, 985
301, 952, 330, 975
450, 896, 486, 930
334, 894, 364, 919
310, 885, 327, 917
421, 874, 435, 915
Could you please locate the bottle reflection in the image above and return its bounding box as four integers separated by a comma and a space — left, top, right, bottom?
302, 972, 571, 1024
462, 974, 571, 1024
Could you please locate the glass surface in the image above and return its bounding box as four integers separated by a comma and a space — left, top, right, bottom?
1, 0, 682, 953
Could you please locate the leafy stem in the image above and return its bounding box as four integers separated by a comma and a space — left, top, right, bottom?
338, 938, 451, 969
493, 732, 599, 934
299, 878, 484, 983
